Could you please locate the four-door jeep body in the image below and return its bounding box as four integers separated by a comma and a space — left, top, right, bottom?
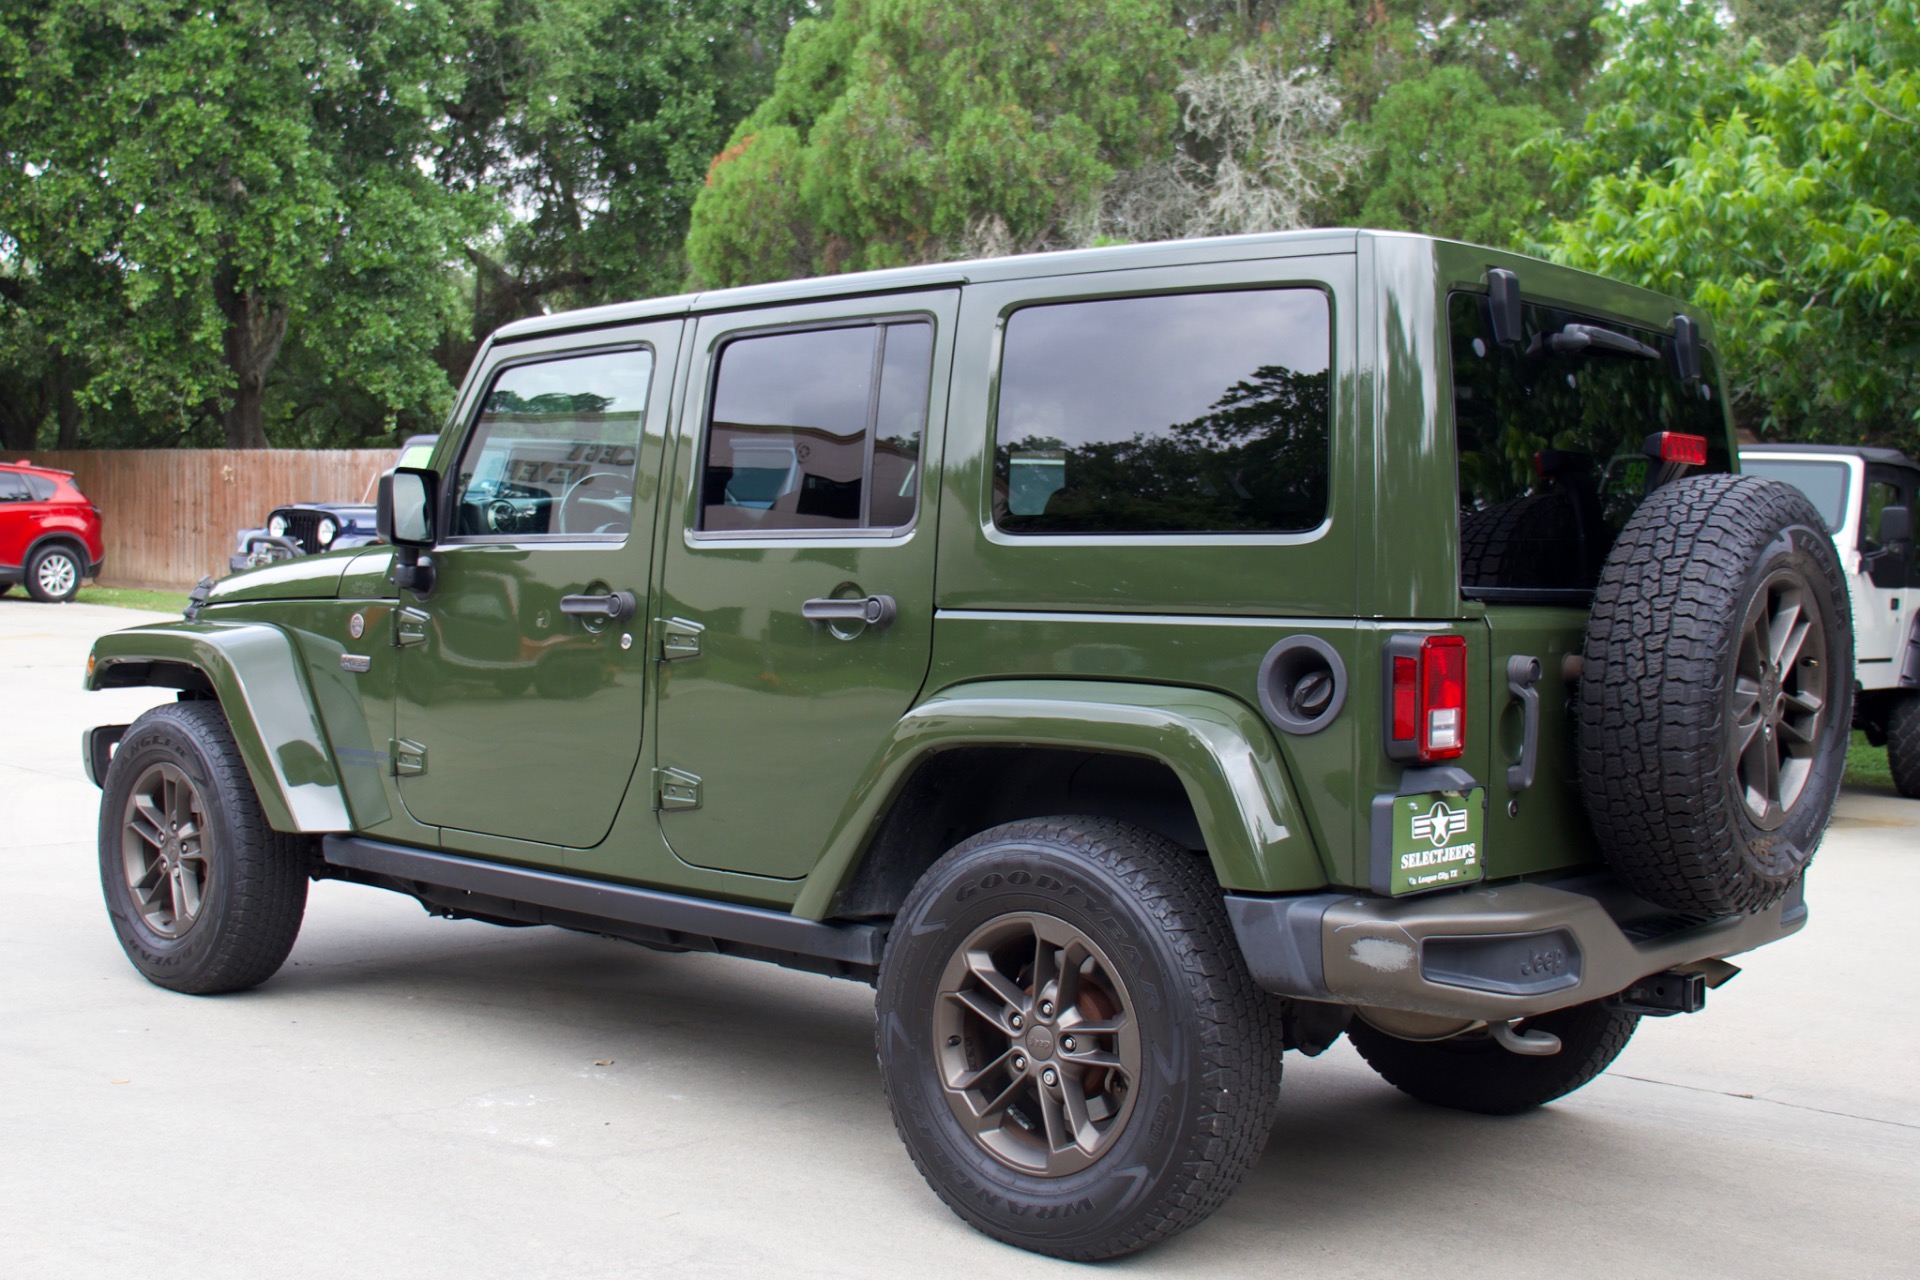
1741, 443, 1920, 795
84, 231, 1849, 1261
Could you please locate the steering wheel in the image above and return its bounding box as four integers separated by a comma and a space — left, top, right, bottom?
557, 470, 632, 535
485, 498, 520, 534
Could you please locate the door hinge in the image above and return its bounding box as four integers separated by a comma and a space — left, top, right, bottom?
391, 738, 428, 777
395, 607, 430, 648
659, 617, 704, 661
653, 766, 702, 811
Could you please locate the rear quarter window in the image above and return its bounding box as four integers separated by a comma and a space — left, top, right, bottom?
992, 288, 1330, 535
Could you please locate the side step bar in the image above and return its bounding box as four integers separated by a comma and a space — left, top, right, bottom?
321, 836, 883, 976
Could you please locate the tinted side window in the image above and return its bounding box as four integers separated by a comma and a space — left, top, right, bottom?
1862, 479, 1900, 550
700, 320, 932, 533
0, 473, 28, 501
24, 474, 56, 500
992, 289, 1330, 535
453, 349, 653, 539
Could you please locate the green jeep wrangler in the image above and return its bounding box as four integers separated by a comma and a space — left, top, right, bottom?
83, 231, 1849, 1261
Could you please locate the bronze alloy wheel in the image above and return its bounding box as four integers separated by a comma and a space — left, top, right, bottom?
933, 910, 1142, 1177
1729, 567, 1829, 830
119, 761, 213, 938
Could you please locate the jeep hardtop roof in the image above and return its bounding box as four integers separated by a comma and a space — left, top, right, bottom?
1742, 442, 1919, 472
490, 229, 1717, 347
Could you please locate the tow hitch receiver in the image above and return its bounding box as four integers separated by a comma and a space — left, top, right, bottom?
1606, 969, 1716, 1017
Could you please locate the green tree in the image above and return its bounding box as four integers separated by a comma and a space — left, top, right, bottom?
0, 1, 482, 447
1537, 0, 1920, 447
1155, 3, 1606, 245
687, 0, 1183, 287
1730, 0, 1850, 62
1350, 66, 1557, 247
439, 0, 804, 358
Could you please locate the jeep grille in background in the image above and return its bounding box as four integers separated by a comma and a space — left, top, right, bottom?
281, 511, 326, 554
1450, 293, 1733, 601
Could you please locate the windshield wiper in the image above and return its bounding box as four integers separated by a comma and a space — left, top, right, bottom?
1528, 323, 1660, 361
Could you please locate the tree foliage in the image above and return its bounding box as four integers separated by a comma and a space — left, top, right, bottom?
687, 0, 1183, 287
1537, 0, 1920, 448
1349, 66, 1557, 248
1103, 56, 1369, 243
0, 1, 484, 447
438, 0, 803, 356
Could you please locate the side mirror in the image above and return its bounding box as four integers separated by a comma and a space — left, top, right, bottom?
1877, 505, 1912, 547
377, 467, 436, 547
376, 467, 438, 595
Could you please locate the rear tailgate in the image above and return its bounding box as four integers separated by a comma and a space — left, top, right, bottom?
1476, 604, 1602, 879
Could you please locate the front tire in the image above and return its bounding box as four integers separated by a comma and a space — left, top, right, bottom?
1348, 1001, 1639, 1116
876, 817, 1280, 1261
26, 543, 83, 602
98, 701, 310, 994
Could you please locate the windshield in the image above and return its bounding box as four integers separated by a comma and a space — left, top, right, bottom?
1450, 292, 1732, 599
1739, 458, 1850, 533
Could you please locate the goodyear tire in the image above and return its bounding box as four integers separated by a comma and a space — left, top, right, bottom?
98, 701, 310, 994
1886, 694, 1920, 800
876, 817, 1281, 1261
1578, 474, 1851, 915
1348, 1001, 1639, 1115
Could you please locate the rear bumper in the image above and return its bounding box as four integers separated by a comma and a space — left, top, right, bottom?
1226, 874, 1807, 1023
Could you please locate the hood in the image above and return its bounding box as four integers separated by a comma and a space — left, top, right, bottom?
209, 549, 354, 603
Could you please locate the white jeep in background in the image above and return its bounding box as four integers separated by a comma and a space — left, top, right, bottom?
1743, 444, 1920, 796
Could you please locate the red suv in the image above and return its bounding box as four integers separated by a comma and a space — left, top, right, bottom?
0, 461, 104, 603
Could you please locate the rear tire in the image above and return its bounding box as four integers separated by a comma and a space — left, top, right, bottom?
26, 543, 83, 603
1886, 693, 1920, 800
876, 817, 1280, 1261
98, 701, 310, 994
1578, 474, 1851, 915
1348, 1001, 1638, 1115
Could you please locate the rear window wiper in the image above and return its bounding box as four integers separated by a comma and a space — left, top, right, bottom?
1527, 323, 1659, 361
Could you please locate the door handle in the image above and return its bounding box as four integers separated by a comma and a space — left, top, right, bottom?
559, 590, 637, 622
1506, 655, 1543, 795
801, 594, 897, 629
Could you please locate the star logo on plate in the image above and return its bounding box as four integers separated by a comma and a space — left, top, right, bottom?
1410, 801, 1469, 848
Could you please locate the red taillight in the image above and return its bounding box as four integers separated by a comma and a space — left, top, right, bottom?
1652, 432, 1708, 466
1390, 655, 1418, 741
1384, 634, 1468, 763
1420, 636, 1467, 760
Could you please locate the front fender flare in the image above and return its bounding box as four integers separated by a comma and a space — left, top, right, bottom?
792, 679, 1326, 919
87, 622, 351, 833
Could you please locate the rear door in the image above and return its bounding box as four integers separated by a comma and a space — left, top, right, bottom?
651, 291, 956, 880
0, 471, 30, 570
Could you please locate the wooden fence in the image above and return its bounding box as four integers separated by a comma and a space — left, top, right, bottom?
16, 449, 397, 588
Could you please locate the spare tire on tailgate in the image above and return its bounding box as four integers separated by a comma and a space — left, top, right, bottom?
1577, 473, 1851, 916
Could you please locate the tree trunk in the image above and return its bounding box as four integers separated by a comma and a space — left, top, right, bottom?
55, 379, 82, 450
214, 262, 288, 449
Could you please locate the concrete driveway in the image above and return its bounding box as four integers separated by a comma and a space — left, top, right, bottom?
3, 600, 1915, 1278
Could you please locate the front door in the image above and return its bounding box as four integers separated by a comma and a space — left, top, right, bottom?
653, 291, 956, 879
395, 322, 681, 850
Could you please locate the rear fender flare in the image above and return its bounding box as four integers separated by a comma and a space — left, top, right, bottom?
791, 679, 1326, 919
87, 622, 350, 833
